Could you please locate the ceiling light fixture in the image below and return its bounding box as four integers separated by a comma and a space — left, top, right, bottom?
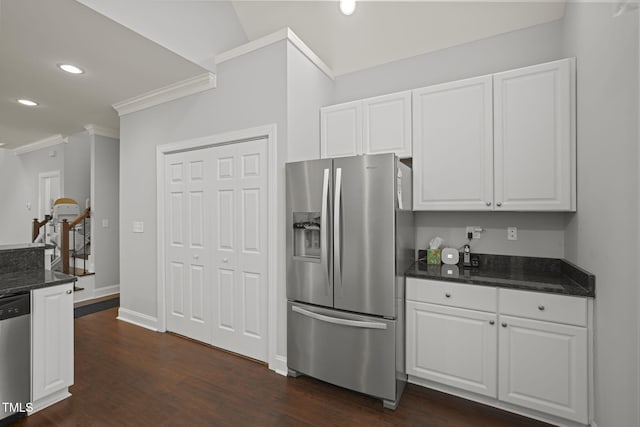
0, 143, 5, 147
58, 64, 84, 74
340, 0, 356, 16
17, 99, 38, 107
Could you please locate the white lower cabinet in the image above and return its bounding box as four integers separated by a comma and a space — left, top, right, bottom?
31, 282, 74, 411
406, 278, 591, 426
498, 315, 588, 423
406, 301, 497, 397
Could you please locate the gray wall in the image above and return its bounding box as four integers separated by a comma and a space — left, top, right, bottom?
92, 135, 120, 290
119, 41, 288, 357
335, 19, 568, 259
335, 19, 565, 104
286, 42, 335, 162
64, 131, 92, 207
561, 4, 639, 427
416, 212, 565, 258
0, 149, 30, 244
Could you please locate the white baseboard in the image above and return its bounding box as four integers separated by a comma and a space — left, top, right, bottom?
30, 389, 71, 414
93, 285, 120, 299
74, 279, 119, 303
270, 354, 288, 376
117, 308, 159, 331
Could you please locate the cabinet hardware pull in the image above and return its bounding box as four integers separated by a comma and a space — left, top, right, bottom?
538, 305, 545, 311
486, 201, 492, 207
445, 293, 451, 298
489, 320, 495, 325
501, 322, 507, 328
496, 202, 503, 207
66, 290, 72, 294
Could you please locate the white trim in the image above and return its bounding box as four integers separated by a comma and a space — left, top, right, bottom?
215, 27, 334, 80
112, 72, 217, 116
30, 388, 71, 414
84, 124, 119, 140
156, 124, 281, 373
14, 134, 67, 155
273, 355, 288, 377
117, 308, 159, 331
93, 285, 120, 299
408, 376, 586, 427
38, 170, 61, 220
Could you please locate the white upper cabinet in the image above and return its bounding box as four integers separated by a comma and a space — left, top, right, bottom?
413, 76, 493, 210
362, 91, 412, 158
494, 59, 575, 211
321, 91, 412, 159
413, 58, 576, 212
321, 100, 362, 158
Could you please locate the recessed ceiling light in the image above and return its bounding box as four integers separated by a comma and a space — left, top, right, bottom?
17, 99, 38, 107
0, 143, 5, 147
340, 0, 356, 16
58, 64, 84, 74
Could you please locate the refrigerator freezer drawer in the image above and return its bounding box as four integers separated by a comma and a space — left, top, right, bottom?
287, 302, 396, 401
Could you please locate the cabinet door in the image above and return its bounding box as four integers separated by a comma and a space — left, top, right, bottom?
493, 58, 575, 211
32, 283, 74, 402
498, 315, 587, 423
413, 76, 494, 210
362, 91, 412, 158
406, 301, 497, 397
320, 101, 362, 158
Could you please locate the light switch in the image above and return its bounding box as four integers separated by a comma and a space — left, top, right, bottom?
102, 219, 109, 228
133, 221, 144, 233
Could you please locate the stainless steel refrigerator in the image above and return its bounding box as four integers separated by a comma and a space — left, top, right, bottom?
286, 153, 414, 409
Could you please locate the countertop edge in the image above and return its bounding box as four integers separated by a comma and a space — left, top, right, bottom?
405, 262, 595, 298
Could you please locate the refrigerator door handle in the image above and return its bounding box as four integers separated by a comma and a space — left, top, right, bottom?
320, 168, 331, 289
334, 167, 342, 290
292, 305, 387, 330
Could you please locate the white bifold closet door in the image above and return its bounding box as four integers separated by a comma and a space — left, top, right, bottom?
165, 138, 268, 362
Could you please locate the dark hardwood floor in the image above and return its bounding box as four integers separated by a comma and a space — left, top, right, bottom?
16, 307, 552, 426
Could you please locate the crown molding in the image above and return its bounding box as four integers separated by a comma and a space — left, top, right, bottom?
215, 27, 334, 80
112, 72, 217, 116
14, 134, 68, 155
84, 124, 119, 139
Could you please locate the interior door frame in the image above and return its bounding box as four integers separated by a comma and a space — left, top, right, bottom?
38, 170, 62, 219
156, 124, 279, 373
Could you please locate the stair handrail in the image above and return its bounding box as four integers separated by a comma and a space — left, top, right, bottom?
31, 215, 51, 242
61, 207, 91, 275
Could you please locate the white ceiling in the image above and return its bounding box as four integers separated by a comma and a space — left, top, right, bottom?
0, 0, 205, 149
231, 1, 566, 76
0, 0, 567, 150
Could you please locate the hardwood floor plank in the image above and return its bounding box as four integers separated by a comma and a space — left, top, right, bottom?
15, 307, 552, 426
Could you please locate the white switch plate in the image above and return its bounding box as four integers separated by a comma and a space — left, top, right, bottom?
133, 221, 144, 233
507, 227, 518, 240
102, 219, 109, 228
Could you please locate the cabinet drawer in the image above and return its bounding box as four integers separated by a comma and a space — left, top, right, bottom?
406, 278, 497, 312
499, 289, 587, 327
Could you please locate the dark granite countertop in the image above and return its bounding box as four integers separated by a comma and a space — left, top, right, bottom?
406, 254, 595, 298
0, 269, 77, 296
0, 243, 46, 251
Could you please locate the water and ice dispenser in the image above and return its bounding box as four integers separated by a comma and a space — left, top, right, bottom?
292, 212, 321, 259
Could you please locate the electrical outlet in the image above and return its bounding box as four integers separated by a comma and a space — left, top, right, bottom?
466, 226, 482, 239
507, 227, 518, 241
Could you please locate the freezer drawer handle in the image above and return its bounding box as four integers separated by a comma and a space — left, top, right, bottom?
292, 306, 387, 330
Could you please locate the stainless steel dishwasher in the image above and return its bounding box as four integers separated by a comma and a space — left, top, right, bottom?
0, 292, 31, 424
